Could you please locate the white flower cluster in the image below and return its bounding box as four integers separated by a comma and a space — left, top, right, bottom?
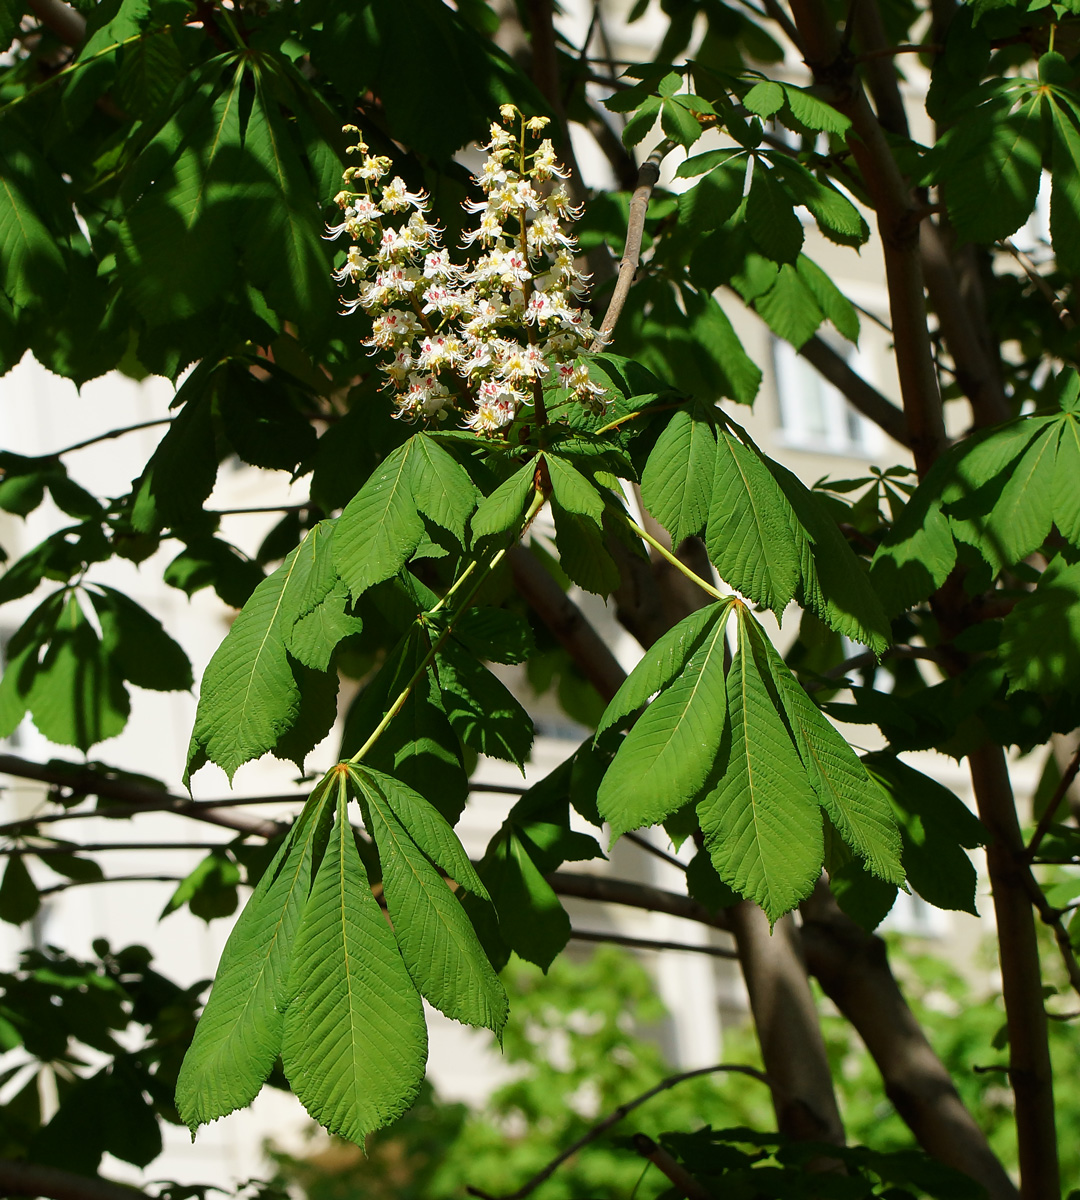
325, 106, 605, 433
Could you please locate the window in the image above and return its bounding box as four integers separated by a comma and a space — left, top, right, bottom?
772, 336, 885, 458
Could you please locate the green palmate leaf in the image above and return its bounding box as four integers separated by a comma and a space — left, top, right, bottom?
1053, 413, 1080, 544
744, 79, 785, 117
243, 68, 333, 323
187, 524, 336, 781
28, 594, 129, 751
176, 779, 334, 1131
781, 83, 851, 134
699, 607, 823, 921
870, 460, 957, 617
933, 93, 1044, 244
752, 263, 823, 349
772, 158, 869, 249
976, 422, 1058, 566
549, 502, 620, 595
335, 439, 424, 597
472, 458, 537, 540
1049, 102, 1080, 275
597, 602, 729, 734
410, 434, 480, 543
661, 95, 704, 146
597, 603, 733, 839
349, 767, 488, 899
0, 855, 40, 927
753, 628, 903, 882
0, 592, 64, 740
453, 607, 535, 665
943, 417, 1058, 570
863, 754, 985, 915
705, 429, 799, 614
118, 57, 248, 325
623, 94, 662, 147
282, 784, 426, 1146
640, 402, 717, 545
677, 159, 746, 234
545, 453, 605, 523
434, 638, 533, 767
131, 364, 220, 533
356, 773, 507, 1035
795, 256, 860, 343
115, 28, 186, 119
745, 165, 803, 264
88, 586, 192, 692
0, 144, 67, 313
287, 582, 362, 674
1001, 555, 1080, 694
768, 462, 891, 653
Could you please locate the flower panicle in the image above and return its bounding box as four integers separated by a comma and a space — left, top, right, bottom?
326, 108, 605, 432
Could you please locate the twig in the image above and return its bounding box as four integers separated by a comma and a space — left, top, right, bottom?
0, 754, 282, 838
625, 830, 688, 872
550, 871, 733, 930
208, 502, 312, 517
465, 1063, 773, 1200
803, 644, 942, 690
0, 793, 313, 835
39, 874, 182, 896
2, 842, 231, 854
592, 141, 673, 350
44, 418, 172, 459
856, 41, 942, 59
1002, 240, 1075, 330
1025, 743, 1080, 861
570, 928, 738, 959
632, 1134, 714, 1200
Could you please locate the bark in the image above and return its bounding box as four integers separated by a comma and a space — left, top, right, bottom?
797, 333, 911, 448
801, 882, 1021, 1200
1051, 731, 1080, 823
727, 902, 846, 1146
968, 744, 1060, 1200
27, 0, 86, 45
788, 0, 947, 478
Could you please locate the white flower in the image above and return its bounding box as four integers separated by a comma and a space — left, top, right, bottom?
465, 380, 520, 432
416, 334, 462, 372
365, 308, 421, 349
380, 176, 429, 213
530, 139, 570, 182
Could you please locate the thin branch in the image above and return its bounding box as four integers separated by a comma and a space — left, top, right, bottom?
569, 928, 738, 959
549, 870, 733, 931
856, 41, 942, 59
0, 1159, 141, 1200
46, 418, 172, 459
592, 142, 673, 350
0, 754, 283, 838
625, 830, 688, 873
208, 502, 312, 517
1002, 240, 1075, 330
40, 874, 182, 896
2, 842, 231, 854
631, 1135, 714, 1200
756, 0, 805, 51
465, 1063, 773, 1200
803, 644, 941, 690
1025, 742, 1080, 860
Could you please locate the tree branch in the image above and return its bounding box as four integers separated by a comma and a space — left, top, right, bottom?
508, 545, 626, 701
1025, 741, 1080, 860
465, 1063, 772, 1200
27, 0, 86, 45
46, 418, 171, 459
0, 754, 284, 838
592, 143, 671, 349
797, 333, 911, 449
569, 928, 739, 959
800, 881, 1020, 1200
631, 1134, 713, 1200
788, 0, 947, 477
968, 742, 1060, 1200
727, 900, 846, 1146
0, 1160, 141, 1200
